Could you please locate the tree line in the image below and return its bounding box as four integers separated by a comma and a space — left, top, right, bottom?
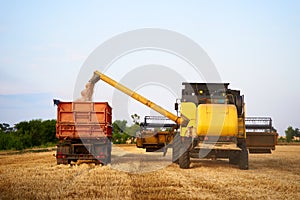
0, 119, 57, 150
0, 118, 140, 150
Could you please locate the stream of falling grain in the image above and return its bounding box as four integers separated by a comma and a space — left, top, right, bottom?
76, 81, 95, 102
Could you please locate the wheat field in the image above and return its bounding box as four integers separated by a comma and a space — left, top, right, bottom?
0, 145, 299, 200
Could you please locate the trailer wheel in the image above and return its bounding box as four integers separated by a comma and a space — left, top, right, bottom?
56, 160, 62, 165
57, 159, 68, 165
179, 149, 190, 169
106, 140, 112, 164
172, 132, 181, 164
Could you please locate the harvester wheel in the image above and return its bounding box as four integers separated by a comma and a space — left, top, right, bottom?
179, 138, 191, 169
239, 149, 249, 170
238, 139, 249, 170
172, 132, 181, 164
229, 152, 239, 165
179, 149, 190, 169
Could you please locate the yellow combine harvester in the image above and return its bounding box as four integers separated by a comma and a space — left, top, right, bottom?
91, 71, 277, 170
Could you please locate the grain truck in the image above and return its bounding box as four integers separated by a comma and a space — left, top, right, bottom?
54, 100, 112, 165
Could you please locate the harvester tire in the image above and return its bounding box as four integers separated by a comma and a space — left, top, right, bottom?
229, 152, 239, 165
238, 140, 249, 170
179, 149, 190, 169
172, 133, 181, 164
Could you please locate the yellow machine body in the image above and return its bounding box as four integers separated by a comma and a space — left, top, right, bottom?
180, 102, 238, 137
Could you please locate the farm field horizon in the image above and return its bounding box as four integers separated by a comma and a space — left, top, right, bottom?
0, 145, 299, 200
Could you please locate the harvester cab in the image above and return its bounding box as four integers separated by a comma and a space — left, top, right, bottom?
173, 83, 248, 169
180, 82, 245, 139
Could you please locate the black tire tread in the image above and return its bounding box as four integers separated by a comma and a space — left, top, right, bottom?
179, 149, 190, 169
237, 139, 249, 170
229, 153, 239, 165
239, 149, 249, 170
172, 133, 181, 164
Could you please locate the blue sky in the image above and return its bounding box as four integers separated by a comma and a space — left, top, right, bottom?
0, 1, 299, 135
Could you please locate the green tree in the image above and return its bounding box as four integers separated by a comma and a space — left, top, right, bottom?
125, 124, 140, 137
285, 126, 294, 143
112, 120, 127, 133
29, 119, 43, 146
112, 132, 122, 144
0, 131, 7, 149
0, 123, 13, 132
111, 119, 140, 144
40, 119, 56, 144
14, 121, 30, 135
111, 131, 131, 144
294, 128, 300, 138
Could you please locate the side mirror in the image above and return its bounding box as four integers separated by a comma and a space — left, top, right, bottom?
175, 102, 178, 111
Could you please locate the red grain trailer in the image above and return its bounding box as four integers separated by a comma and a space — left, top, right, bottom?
54, 100, 112, 165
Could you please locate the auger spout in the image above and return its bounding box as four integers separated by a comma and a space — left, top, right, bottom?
92, 70, 189, 126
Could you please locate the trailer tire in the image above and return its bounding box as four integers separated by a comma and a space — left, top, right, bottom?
57, 159, 68, 165
172, 132, 181, 164
57, 160, 62, 165
106, 140, 112, 164
179, 149, 190, 169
